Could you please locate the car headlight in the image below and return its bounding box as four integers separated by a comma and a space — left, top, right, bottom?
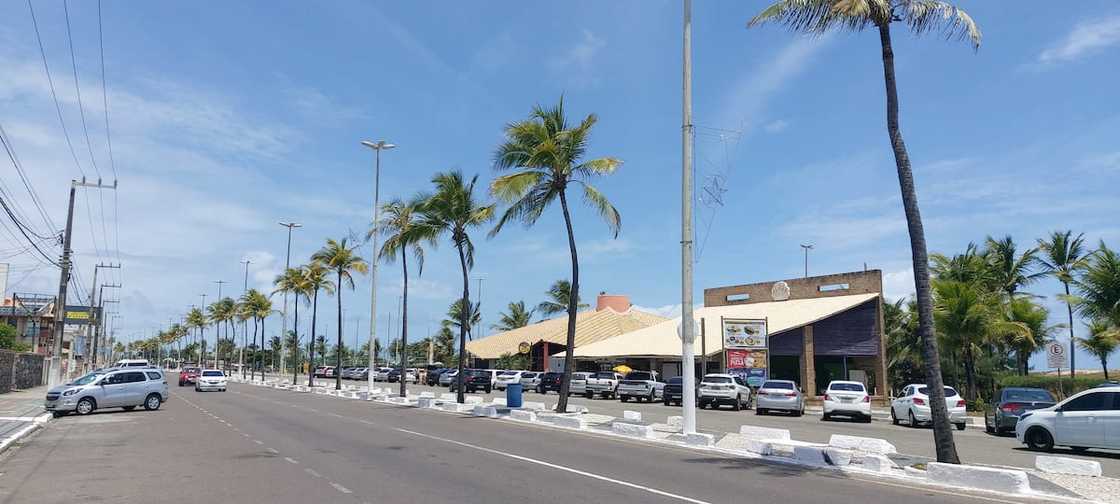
62, 388, 80, 396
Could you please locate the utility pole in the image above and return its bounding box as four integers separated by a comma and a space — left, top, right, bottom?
278, 222, 301, 380
474, 276, 485, 341
361, 139, 394, 395
214, 280, 226, 369
679, 0, 698, 436
240, 259, 250, 378
91, 282, 121, 368
800, 243, 814, 278
85, 263, 119, 372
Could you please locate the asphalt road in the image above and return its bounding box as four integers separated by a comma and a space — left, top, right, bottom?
0, 382, 1065, 503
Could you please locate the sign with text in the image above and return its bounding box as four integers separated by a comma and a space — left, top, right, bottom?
722, 319, 767, 349
1046, 342, 1067, 369
726, 349, 768, 387
64, 305, 101, 326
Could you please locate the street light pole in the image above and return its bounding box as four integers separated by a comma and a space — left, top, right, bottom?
680, 0, 698, 436
199, 293, 207, 368
800, 244, 814, 278
240, 259, 250, 378
214, 280, 226, 369
278, 222, 301, 378
361, 139, 395, 396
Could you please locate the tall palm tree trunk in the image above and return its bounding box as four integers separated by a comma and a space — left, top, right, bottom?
292, 300, 301, 385
336, 272, 343, 391
240, 322, 247, 379
455, 243, 470, 404
259, 317, 266, 382
879, 22, 959, 464
555, 189, 579, 414
309, 289, 319, 387
251, 318, 259, 380
399, 254, 410, 398
1063, 282, 1076, 377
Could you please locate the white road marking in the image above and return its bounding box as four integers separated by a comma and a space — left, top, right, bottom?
327, 413, 343, 418
267, 448, 279, 454
284, 457, 299, 464
358, 419, 373, 425
304, 468, 322, 478
330, 482, 352, 494
395, 428, 712, 504
253, 439, 263, 445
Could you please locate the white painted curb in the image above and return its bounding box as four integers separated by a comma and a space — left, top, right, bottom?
1035, 455, 1102, 477
828, 434, 897, 455
925, 462, 1031, 495
611, 422, 654, 439
739, 425, 791, 440
683, 432, 714, 447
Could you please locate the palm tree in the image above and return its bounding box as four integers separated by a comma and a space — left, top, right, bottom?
186, 307, 207, 366
1079, 319, 1119, 381
1075, 242, 1120, 330
274, 267, 309, 385
493, 301, 534, 331
377, 196, 431, 398
302, 262, 334, 387
245, 289, 274, 381
1007, 298, 1059, 376
536, 279, 588, 317
1038, 231, 1091, 377
420, 170, 495, 403
491, 98, 622, 413
748, 0, 980, 464
236, 297, 252, 378
270, 336, 282, 371
444, 299, 481, 339
312, 238, 368, 390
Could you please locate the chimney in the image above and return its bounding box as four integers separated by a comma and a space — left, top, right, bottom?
595, 292, 631, 312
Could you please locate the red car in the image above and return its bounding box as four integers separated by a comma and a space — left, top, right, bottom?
179, 367, 200, 386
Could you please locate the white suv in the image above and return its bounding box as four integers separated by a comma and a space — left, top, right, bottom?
823, 380, 872, 422
891, 384, 967, 430
1016, 386, 1120, 452
698, 374, 751, 410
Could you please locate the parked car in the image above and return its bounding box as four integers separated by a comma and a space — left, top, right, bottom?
570, 372, 592, 396
178, 366, 200, 387
111, 359, 150, 369
195, 369, 228, 392
755, 380, 805, 416
822, 380, 872, 422
314, 366, 336, 378
450, 369, 492, 393
426, 368, 448, 386
663, 376, 685, 406
439, 369, 459, 387
1016, 385, 1120, 452
986, 387, 1056, 435
890, 384, 967, 430
536, 372, 564, 394
617, 370, 664, 403
387, 368, 420, 384
494, 371, 523, 390
353, 367, 369, 380
698, 374, 752, 411
586, 371, 623, 399
519, 371, 541, 389
374, 367, 392, 381
45, 368, 168, 417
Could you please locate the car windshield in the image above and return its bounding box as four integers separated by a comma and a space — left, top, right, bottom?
593, 372, 615, 379
625, 372, 652, 381
762, 381, 794, 390
830, 383, 865, 392
1003, 389, 1053, 401
202, 371, 224, 377
667, 377, 683, 385
918, 386, 957, 397
703, 376, 733, 384
498, 371, 518, 376
70, 372, 102, 385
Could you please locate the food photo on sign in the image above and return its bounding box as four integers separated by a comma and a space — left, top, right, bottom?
722, 319, 767, 349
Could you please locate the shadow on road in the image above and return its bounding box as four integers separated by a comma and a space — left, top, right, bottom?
679, 455, 845, 479
1012, 446, 1120, 461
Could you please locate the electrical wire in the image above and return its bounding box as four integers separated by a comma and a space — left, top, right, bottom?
27, 0, 85, 180
0, 123, 57, 236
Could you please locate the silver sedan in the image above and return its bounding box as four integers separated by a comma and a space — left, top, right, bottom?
754, 379, 805, 416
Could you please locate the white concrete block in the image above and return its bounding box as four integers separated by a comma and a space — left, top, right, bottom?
825, 448, 853, 466
552, 416, 587, 430
439, 393, 456, 401
828, 434, 897, 455
550, 405, 588, 414
745, 439, 773, 455
417, 397, 437, 409
861, 454, 897, 473
440, 402, 462, 413
419, 392, 435, 399
521, 401, 546, 411
623, 410, 642, 422
738, 425, 791, 441
491, 398, 507, 406
794, 446, 828, 465
1035, 456, 1102, 477
473, 405, 499, 418
667, 416, 684, 428
684, 432, 715, 447
510, 409, 537, 422
464, 396, 483, 405
612, 422, 655, 439
926, 462, 1031, 495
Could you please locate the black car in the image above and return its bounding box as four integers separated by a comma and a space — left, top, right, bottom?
536, 372, 563, 394
387, 369, 401, 382
426, 368, 448, 386
450, 369, 492, 393
663, 377, 683, 406
985, 387, 1056, 435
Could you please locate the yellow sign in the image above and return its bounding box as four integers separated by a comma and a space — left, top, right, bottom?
518, 341, 531, 355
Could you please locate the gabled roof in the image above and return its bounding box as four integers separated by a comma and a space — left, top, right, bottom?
465, 308, 668, 360
573, 293, 879, 359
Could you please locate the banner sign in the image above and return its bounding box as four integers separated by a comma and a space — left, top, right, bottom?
64, 305, 101, 326
722, 318, 767, 349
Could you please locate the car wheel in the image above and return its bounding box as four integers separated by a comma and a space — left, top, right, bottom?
144, 394, 162, 411
585, 392, 594, 399
732, 396, 741, 411
908, 409, 919, 428
756, 408, 766, 416
863, 414, 873, 423
663, 398, 671, 406
955, 422, 966, 431
123, 406, 136, 411
647, 391, 655, 403
985, 416, 994, 434
822, 412, 831, 421
794, 408, 803, 417
620, 396, 629, 403
1071, 446, 1089, 453
75, 397, 96, 416
51, 411, 67, 418
698, 400, 706, 410
1025, 427, 1054, 451
485, 387, 492, 394
891, 407, 899, 426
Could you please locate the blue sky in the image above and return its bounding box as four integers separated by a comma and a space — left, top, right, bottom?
2, 1, 1118, 371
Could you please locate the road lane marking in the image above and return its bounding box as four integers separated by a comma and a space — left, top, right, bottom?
253, 439, 263, 445
305, 468, 322, 478
284, 457, 299, 464
330, 482, 352, 494
268, 448, 279, 454
395, 428, 712, 504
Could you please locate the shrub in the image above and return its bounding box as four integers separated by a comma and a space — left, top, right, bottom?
996, 373, 1103, 400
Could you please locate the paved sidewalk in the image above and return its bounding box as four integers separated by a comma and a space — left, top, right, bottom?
0, 386, 50, 449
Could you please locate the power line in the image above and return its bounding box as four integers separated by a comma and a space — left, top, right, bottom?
0, 123, 57, 236
27, 0, 85, 179
0, 193, 60, 267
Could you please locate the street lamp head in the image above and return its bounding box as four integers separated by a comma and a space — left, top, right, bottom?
279, 221, 302, 228
361, 140, 396, 150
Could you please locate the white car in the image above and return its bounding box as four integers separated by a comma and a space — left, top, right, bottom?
494, 371, 523, 390
195, 369, 227, 392
374, 367, 392, 381
1016, 386, 1120, 452
519, 372, 541, 389
569, 372, 592, 396
698, 374, 752, 411
823, 380, 872, 422
891, 384, 967, 430
440, 369, 459, 387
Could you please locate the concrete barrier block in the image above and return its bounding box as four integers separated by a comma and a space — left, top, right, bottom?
1035, 456, 1102, 477
550, 405, 589, 414
745, 439, 773, 455
684, 432, 715, 447
623, 410, 642, 422
825, 448, 853, 466
521, 401, 546, 411
552, 416, 587, 430
926, 462, 1031, 495
464, 396, 483, 405
861, 454, 897, 473
440, 402, 462, 413
440, 393, 456, 401
510, 409, 537, 422
738, 425, 791, 441
417, 397, 437, 408
419, 392, 435, 399
473, 405, 499, 418
612, 422, 654, 439
828, 434, 897, 455
491, 398, 507, 406
794, 446, 828, 465
667, 416, 683, 428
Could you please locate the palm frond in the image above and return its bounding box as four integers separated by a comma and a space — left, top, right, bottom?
577, 181, 621, 238
899, 0, 981, 50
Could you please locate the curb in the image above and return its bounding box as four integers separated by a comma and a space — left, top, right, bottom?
0, 412, 52, 456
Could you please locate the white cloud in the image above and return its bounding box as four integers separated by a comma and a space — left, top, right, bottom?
551, 30, 607, 88
763, 119, 789, 133
632, 303, 683, 319
1038, 15, 1120, 65
882, 267, 915, 302
718, 35, 830, 131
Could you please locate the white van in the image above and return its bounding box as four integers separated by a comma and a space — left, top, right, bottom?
112, 359, 151, 369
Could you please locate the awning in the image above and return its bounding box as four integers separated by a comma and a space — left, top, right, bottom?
464, 308, 667, 360
572, 293, 879, 359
